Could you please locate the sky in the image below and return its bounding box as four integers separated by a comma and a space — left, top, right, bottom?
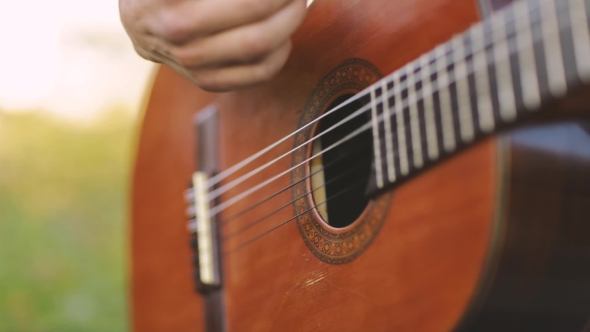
0, 0, 154, 120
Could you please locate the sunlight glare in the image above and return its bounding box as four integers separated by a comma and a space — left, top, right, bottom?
0, 0, 153, 120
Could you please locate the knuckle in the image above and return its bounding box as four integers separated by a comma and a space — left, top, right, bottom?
173, 52, 190, 67
156, 10, 192, 42
172, 48, 202, 68
132, 42, 162, 63
251, 44, 290, 82
191, 72, 222, 92
134, 45, 153, 61
242, 31, 273, 57
252, 62, 279, 83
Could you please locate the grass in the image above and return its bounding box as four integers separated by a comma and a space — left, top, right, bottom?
0, 108, 133, 331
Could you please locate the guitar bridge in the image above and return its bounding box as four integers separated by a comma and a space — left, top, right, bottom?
184, 105, 223, 297
186, 172, 221, 289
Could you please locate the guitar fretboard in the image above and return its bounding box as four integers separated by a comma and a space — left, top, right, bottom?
366, 0, 590, 195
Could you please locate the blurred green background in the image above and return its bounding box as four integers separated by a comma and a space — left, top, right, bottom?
0, 108, 133, 331
0, 1, 153, 330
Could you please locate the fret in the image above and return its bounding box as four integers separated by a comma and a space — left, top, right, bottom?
367, 0, 590, 197
406, 62, 424, 169
530, 0, 554, 103
380, 78, 396, 182
570, 0, 590, 82
471, 25, 496, 132
419, 53, 440, 160
452, 34, 476, 142
434, 44, 457, 152
514, 0, 542, 110
483, 20, 503, 132
492, 11, 517, 121
556, 0, 582, 85
504, 3, 527, 115
393, 71, 409, 176
370, 86, 384, 188
541, 0, 568, 97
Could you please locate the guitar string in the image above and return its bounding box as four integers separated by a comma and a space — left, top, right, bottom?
219, 0, 582, 252
206, 100, 373, 202
187, 147, 344, 220
221, 163, 365, 238
204, 0, 558, 206
223, 180, 366, 253
202, 0, 566, 219
214, 142, 368, 224
205, 118, 371, 217
204, 0, 547, 191
205, 89, 371, 190
205, 0, 569, 222
211, 155, 337, 224
203, 0, 546, 193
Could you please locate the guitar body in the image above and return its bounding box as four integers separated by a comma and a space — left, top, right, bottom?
130, 0, 590, 331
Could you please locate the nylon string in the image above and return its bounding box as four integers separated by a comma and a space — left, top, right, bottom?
205, 0, 564, 221
219, 0, 580, 252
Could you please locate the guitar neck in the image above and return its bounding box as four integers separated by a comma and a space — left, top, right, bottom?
366, 0, 590, 195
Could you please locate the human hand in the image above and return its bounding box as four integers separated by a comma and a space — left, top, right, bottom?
119, 0, 307, 91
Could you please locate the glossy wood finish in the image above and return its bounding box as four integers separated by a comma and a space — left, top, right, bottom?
132, 75, 496, 332
193, 108, 226, 332
131, 66, 215, 331
130, 0, 590, 330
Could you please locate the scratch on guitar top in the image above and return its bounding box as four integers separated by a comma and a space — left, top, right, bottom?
304, 273, 326, 288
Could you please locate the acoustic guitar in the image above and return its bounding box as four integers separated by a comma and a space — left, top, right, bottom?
130, 0, 590, 330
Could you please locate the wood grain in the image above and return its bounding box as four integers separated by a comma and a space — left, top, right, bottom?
130, 0, 590, 330
130, 66, 215, 331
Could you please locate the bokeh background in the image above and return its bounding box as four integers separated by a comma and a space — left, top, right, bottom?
0, 0, 154, 330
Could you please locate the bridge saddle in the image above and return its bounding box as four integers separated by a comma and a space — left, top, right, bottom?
186, 172, 220, 288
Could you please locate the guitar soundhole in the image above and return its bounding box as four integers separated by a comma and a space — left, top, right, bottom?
292, 58, 391, 263
310, 94, 373, 228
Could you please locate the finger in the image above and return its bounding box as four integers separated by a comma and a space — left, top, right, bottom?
172, 0, 306, 69
155, 0, 297, 44
190, 40, 292, 92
